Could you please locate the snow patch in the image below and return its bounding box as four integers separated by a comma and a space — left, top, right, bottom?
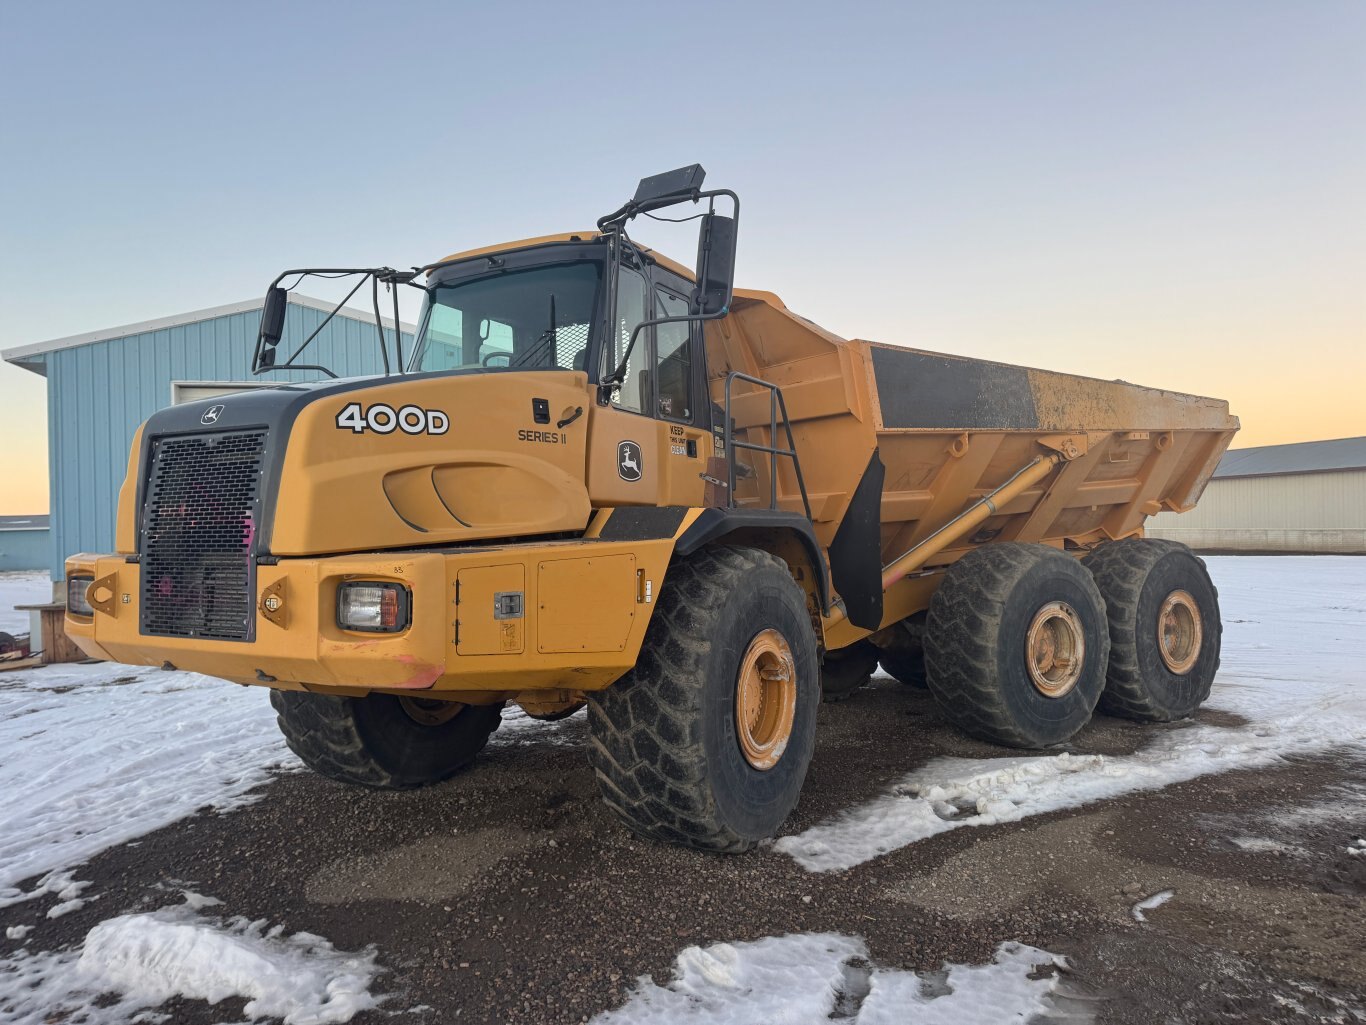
589, 934, 1077, 1025
778, 556, 1366, 873
1228, 835, 1302, 856
0, 868, 90, 911
46, 896, 87, 919
0, 571, 48, 635
5, 924, 32, 940
492, 702, 587, 747
1131, 890, 1174, 922
1348, 838, 1365, 857
0, 660, 297, 895
180, 889, 223, 910
0, 905, 381, 1025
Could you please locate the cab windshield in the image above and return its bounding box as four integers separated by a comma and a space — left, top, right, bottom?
409, 261, 602, 374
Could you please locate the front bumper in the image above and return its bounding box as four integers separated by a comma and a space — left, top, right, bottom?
65, 534, 678, 697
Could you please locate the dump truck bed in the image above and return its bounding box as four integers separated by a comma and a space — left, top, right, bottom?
705, 291, 1239, 585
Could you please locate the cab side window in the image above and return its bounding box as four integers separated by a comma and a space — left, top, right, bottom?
654, 289, 693, 422
605, 267, 649, 415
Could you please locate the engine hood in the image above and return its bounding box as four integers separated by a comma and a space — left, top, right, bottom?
125, 370, 594, 557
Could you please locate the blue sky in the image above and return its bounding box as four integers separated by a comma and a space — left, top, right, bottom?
2, 0, 1363, 512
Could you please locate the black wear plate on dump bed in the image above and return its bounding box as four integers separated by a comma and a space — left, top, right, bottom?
872, 347, 1039, 430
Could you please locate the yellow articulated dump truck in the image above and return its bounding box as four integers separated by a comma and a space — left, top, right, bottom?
66, 166, 1238, 852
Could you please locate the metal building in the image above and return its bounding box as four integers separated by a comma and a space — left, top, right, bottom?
0, 515, 50, 571
1147, 435, 1366, 553
3, 297, 412, 591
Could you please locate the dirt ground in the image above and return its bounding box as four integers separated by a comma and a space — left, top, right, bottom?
3, 678, 1364, 1024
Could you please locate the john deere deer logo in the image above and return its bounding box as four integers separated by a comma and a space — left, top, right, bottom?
618, 440, 643, 482
200, 404, 225, 425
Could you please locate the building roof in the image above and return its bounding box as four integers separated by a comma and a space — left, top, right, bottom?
0, 515, 49, 531
1, 293, 417, 365
1214, 436, 1366, 479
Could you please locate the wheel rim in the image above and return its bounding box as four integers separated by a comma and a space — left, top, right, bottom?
1157, 589, 1203, 675
735, 629, 797, 771
397, 696, 466, 726
1025, 601, 1085, 698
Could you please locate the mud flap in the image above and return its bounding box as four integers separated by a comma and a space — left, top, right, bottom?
828, 450, 885, 631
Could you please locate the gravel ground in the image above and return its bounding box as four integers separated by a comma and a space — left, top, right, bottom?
2, 678, 1364, 1024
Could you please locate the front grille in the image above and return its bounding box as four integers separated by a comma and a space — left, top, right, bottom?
140, 430, 266, 641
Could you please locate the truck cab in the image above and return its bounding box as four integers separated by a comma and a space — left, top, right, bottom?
407, 231, 718, 512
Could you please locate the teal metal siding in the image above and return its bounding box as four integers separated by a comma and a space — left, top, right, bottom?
44, 303, 411, 579
0, 529, 49, 571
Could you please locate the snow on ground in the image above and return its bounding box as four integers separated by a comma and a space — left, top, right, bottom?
778, 556, 1366, 873
0, 655, 578, 905
0, 661, 296, 900
0, 571, 49, 635
0, 899, 382, 1025
1131, 890, 1174, 922
494, 703, 588, 747
1205, 780, 1366, 858
589, 933, 1076, 1025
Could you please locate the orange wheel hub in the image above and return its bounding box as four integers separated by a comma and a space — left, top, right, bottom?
397, 696, 466, 726
1157, 589, 1203, 675
735, 629, 797, 771
1025, 601, 1085, 698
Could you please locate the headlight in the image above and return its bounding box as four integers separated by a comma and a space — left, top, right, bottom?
337, 582, 410, 633
67, 575, 95, 617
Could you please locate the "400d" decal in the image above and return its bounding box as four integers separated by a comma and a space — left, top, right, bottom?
335, 402, 449, 435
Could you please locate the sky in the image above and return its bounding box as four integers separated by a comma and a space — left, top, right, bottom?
1, 0, 1363, 514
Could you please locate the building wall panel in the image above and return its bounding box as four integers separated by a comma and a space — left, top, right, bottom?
0, 529, 49, 571
1148, 470, 1366, 553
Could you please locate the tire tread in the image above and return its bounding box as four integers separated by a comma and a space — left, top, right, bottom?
586, 546, 800, 853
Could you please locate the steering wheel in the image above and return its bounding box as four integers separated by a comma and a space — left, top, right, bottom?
481, 351, 511, 368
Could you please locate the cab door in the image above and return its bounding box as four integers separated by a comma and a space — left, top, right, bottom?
586, 264, 710, 508
649, 284, 712, 505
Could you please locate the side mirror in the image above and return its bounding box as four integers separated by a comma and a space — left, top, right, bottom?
257, 286, 288, 367
693, 212, 736, 316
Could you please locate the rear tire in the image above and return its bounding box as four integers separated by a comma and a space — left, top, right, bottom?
1082, 538, 1221, 722
874, 614, 928, 688
586, 545, 820, 852
821, 641, 878, 702
271, 690, 503, 789
924, 543, 1109, 749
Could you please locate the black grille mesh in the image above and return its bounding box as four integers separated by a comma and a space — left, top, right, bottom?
140, 430, 266, 641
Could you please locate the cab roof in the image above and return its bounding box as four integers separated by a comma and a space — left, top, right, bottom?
432, 231, 697, 284
430, 232, 785, 313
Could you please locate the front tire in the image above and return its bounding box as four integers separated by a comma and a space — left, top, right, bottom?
586, 545, 820, 852
1082, 538, 1221, 721
924, 543, 1110, 749
271, 690, 504, 789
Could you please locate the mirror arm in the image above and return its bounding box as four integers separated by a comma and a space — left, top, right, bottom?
253, 266, 413, 377
270, 363, 338, 380
598, 309, 729, 401
256, 271, 370, 376
392, 280, 404, 369
598, 187, 738, 234
370, 275, 392, 377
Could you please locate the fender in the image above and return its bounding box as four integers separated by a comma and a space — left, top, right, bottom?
673, 507, 831, 614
